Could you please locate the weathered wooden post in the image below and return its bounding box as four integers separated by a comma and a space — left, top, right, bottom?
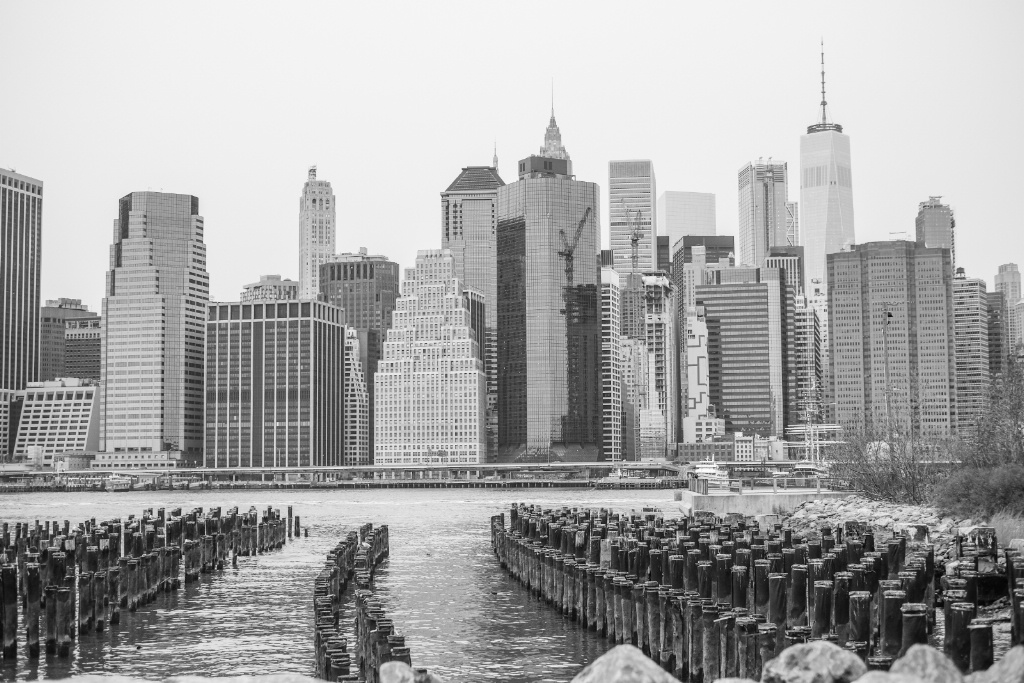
26, 563, 41, 657
56, 586, 72, 657
968, 621, 993, 673
44, 584, 58, 654
0, 565, 15, 658
948, 602, 974, 672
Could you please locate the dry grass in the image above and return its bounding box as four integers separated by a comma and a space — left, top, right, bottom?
990, 509, 1024, 547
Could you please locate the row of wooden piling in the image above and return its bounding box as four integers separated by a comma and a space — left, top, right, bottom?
490, 504, 1024, 681
313, 523, 391, 682
0, 504, 300, 663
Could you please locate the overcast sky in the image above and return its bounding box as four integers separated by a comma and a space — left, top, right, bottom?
3, 2, 1023, 311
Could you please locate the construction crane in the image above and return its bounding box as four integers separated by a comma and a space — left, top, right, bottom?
621, 203, 647, 340
557, 207, 592, 314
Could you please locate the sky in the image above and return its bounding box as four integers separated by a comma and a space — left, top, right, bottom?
2, 2, 1023, 311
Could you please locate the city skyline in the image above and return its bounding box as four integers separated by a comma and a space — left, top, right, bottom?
3, 4, 1022, 312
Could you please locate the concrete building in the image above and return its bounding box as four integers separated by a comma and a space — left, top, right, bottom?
299, 167, 336, 299
827, 241, 956, 435
989, 291, 1011, 379
497, 119, 601, 462
738, 159, 788, 268
320, 248, 400, 461
600, 255, 622, 461
953, 269, 989, 435
441, 165, 504, 461
39, 299, 99, 381
241, 275, 299, 302
343, 327, 370, 466
11, 379, 99, 466
786, 201, 800, 247
641, 273, 677, 452
793, 297, 823, 425
671, 236, 736, 314
916, 197, 956, 272
620, 338, 649, 461
1, 169, 43, 395
609, 160, 657, 273
995, 263, 1021, 348
682, 307, 725, 442
696, 267, 796, 437
101, 192, 208, 462
374, 249, 486, 466
657, 191, 716, 246
65, 318, 102, 381
800, 50, 855, 292
204, 300, 346, 468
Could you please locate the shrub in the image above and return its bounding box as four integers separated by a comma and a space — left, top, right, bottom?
931, 463, 1024, 519
989, 509, 1024, 545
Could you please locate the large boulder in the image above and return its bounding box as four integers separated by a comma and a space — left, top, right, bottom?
890, 644, 964, 683
761, 641, 867, 683
570, 645, 676, 683
855, 673, 927, 683
966, 645, 1024, 683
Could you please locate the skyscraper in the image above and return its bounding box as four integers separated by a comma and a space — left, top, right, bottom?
374, 250, 486, 466
641, 273, 677, 451
786, 201, 800, 246
953, 269, 989, 435
320, 249, 400, 461
497, 121, 601, 461
988, 290, 1011, 379
600, 253, 622, 461
343, 327, 370, 466
738, 159, 788, 268
657, 191, 716, 245
792, 298, 823, 425
299, 166, 336, 299
995, 263, 1021, 347
764, 246, 805, 297
916, 197, 956, 271
204, 300, 346, 468
65, 318, 101, 382
101, 192, 208, 460
38, 299, 99, 381
800, 48, 855, 292
827, 242, 956, 435
609, 160, 657, 273
441, 165, 504, 460
1, 169, 43, 393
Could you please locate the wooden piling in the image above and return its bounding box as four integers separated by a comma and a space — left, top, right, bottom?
1, 564, 17, 658
55, 587, 72, 657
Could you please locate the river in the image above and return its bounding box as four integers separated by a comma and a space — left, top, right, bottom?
0, 488, 682, 682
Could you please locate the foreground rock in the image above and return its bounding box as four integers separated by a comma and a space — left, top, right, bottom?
889, 644, 964, 683
570, 645, 677, 683
965, 645, 1024, 683
761, 640, 867, 683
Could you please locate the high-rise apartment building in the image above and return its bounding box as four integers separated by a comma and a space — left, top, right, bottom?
600, 255, 622, 461
1, 169, 43, 393
101, 192, 208, 460
241, 275, 299, 302
696, 267, 795, 436
988, 291, 1011, 379
343, 327, 370, 466
620, 338, 648, 461
995, 263, 1022, 348
320, 249, 400, 461
609, 160, 657, 273
793, 298, 823, 424
441, 165, 504, 460
497, 123, 601, 461
916, 197, 956, 271
299, 167, 336, 299
681, 307, 725, 443
657, 191, 716, 246
827, 242, 956, 435
65, 318, 102, 381
374, 250, 486, 465
39, 299, 99, 381
11, 378, 99, 466
800, 51, 855, 292
738, 160, 788, 267
204, 300, 346, 468
640, 273, 677, 452
786, 201, 800, 246
953, 269, 989, 435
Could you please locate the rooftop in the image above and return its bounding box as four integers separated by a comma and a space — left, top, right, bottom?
444, 166, 504, 193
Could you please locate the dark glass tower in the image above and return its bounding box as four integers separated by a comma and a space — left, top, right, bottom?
0, 169, 43, 393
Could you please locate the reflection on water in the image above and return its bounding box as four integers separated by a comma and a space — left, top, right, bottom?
0, 489, 678, 682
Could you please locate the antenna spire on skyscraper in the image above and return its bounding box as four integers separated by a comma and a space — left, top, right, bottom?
551, 78, 555, 119
820, 38, 828, 125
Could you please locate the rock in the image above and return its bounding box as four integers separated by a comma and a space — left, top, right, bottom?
570, 645, 676, 683
856, 673, 927, 683
1008, 538, 1024, 553
873, 516, 895, 528
713, 680, 758, 683
761, 641, 867, 683
965, 645, 1024, 683
890, 644, 964, 683
380, 662, 415, 683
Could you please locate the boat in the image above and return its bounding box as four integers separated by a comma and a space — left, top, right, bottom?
106, 475, 132, 492
691, 457, 731, 489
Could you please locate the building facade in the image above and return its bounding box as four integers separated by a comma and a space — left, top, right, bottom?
916, 197, 956, 271
343, 327, 370, 466
11, 379, 99, 466
497, 131, 601, 461
204, 300, 346, 468
299, 167, 336, 299
738, 159, 788, 268
609, 160, 657, 273
241, 275, 299, 302
65, 318, 102, 381
988, 291, 1011, 379
786, 201, 800, 247
764, 246, 805, 297
792, 298, 823, 426
320, 248, 400, 461
953, 270, 989, 435
641, 273, 677, 450
38, 299, 99, 381
441, 165, 504, 460
101, 192, 208, 460
1, 169, 43, 393
657, 191, 716, 246
600, 257, 622, 461
995, 263, 1021, 348
620, 338, 648, 461
827, 241, 956, 435
374, 250, 486, 466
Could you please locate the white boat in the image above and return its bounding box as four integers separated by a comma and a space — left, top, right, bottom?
692, 458, 731, 489
792, 459, 829, 477
106, 475, 132, 492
